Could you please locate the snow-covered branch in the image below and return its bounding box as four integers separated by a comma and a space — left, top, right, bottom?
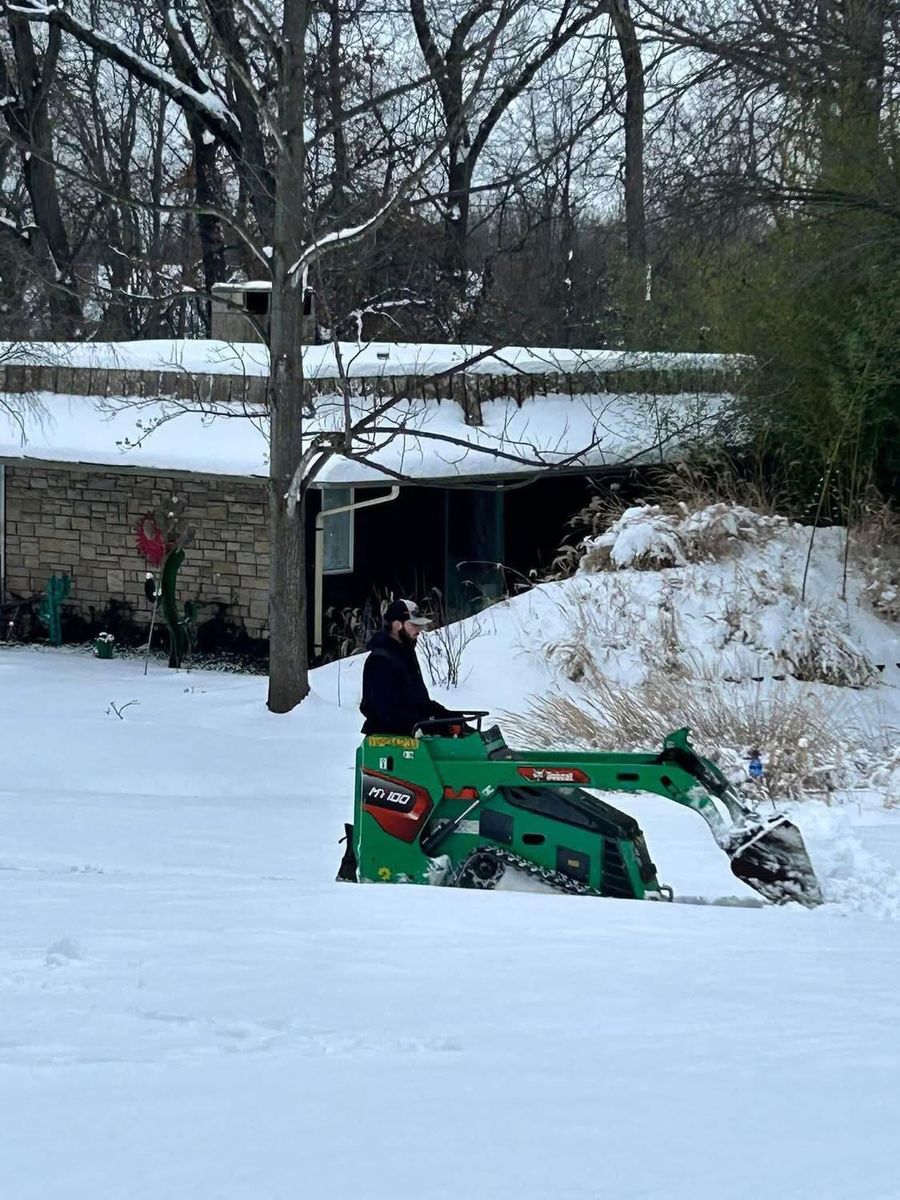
286, 141, 447, 284
6, 1, 241, 144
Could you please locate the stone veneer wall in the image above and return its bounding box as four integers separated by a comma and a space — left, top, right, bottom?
2, 463, 270, 637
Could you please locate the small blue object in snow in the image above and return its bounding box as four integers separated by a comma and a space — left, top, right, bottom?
748, 752, 764, 781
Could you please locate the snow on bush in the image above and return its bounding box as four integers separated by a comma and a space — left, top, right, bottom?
777, 606, 878, 688
554, 505, 887, 689
580, 503, 785, 572
869, 749, 900, 809
542, 573, 878, 692
580, 505, 686, 571
850, 502, 900, 623
679, 503, 785, 559
865, 565, 900, 623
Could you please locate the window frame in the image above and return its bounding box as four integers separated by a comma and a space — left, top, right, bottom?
322, 486, 355, 575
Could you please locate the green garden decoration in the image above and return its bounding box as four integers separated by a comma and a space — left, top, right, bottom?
38, 573, 71, 646
93, 632, 115, 660
159, 545, 197, 668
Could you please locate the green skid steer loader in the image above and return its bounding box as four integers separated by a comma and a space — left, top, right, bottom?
337, 715, 822, 907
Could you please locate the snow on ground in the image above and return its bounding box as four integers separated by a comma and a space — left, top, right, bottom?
3, 533, 900, 1200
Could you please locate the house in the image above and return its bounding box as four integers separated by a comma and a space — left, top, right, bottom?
0, 339, 742, 657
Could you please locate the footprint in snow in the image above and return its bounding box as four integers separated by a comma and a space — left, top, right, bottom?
45, 938, 85, 967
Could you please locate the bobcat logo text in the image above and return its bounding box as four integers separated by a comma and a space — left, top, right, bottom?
517, 765, 590, 785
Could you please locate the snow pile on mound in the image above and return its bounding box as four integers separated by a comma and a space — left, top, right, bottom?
471, 503, 898, 803
580, 502, 784, 571
544, 503, 894, 690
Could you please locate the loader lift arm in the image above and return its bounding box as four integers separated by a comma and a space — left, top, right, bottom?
421, 724, 823, 907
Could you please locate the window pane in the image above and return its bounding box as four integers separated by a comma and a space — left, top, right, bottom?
245, 290, 269, 315
323, 487, 353, 574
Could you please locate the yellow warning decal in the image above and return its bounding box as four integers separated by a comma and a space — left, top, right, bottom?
366, 735, 418, 750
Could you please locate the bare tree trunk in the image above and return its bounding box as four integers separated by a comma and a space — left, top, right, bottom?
610, 0, 646, 344
409, 0, 608, 318
267, 0, 311, 713
188, 0, 277, 241
559, 141, 577, 347
326, 0, 348, 214
832, 0, 886, 182
444, 156, 472, 276
610, 0, 646, 270
186, 115, 228, 329
2, 18, 83, 333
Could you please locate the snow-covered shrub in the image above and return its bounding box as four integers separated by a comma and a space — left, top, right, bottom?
543, 580, 648, 686
869, 749, 900, 809
778, 607, 878, 688
580, 506, 685, 572
849, 501, 900, 623
866, 565, 900, 623
551, 516, 883, 690
679, 503, 786, 561
503, 676, 872, 802
580, 503, 785, 573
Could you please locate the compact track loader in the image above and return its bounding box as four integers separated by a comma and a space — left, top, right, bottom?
337, 716, 822, 907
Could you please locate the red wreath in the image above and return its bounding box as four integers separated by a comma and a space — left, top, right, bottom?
135, 514, 167, 567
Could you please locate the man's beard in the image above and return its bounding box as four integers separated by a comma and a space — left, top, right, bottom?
399, 628, 417, 649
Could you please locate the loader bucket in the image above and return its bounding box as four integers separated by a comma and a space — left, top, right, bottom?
728, 816, 823, 908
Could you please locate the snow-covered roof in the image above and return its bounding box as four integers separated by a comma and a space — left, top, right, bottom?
0, 338, 744, 382
0, 389, 729, 484
211, 282, 273, 293
1, 395, 267, 480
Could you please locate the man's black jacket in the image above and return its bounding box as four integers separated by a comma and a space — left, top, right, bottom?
359, 630, 449, 735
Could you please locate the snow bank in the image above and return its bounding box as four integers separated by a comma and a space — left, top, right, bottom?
799, 800, 900, 921
412, 505, 900, 807
574, 505, 895, 688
